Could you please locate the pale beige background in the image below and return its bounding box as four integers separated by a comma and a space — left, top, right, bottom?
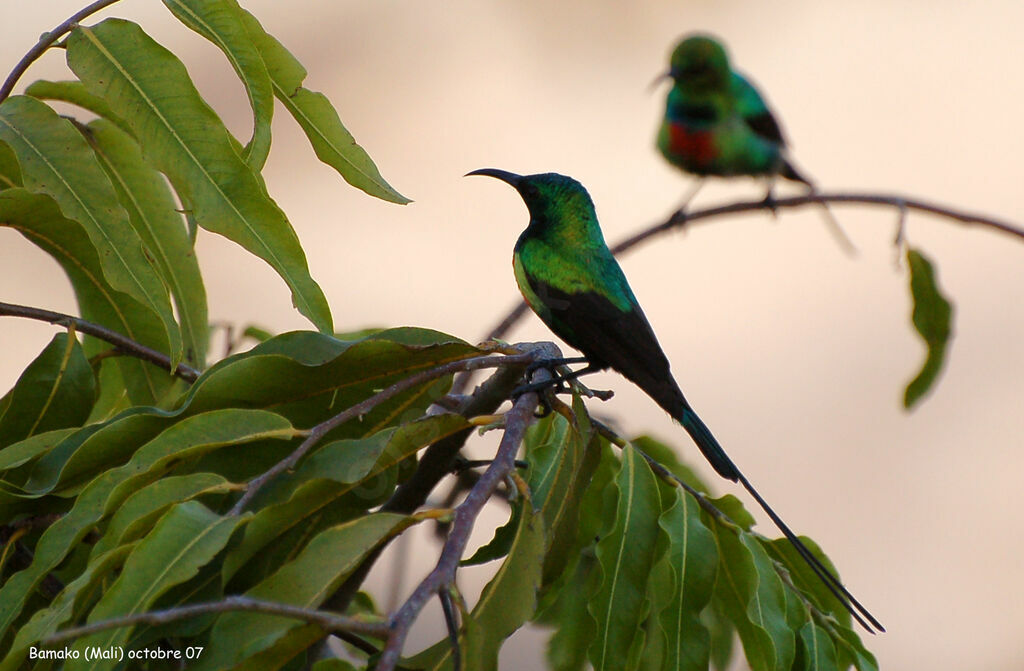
3, 2, 1024, 669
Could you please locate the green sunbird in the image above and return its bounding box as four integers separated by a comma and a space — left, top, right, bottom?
469, 168, 881, 632
657, 33, 808, 185
655, 33, 855, 251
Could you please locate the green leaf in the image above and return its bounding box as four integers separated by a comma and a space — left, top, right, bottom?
832, 626, 878, 671
652, 486, 718, 671
705, 595, 736, 671
464, 500, 545, 670
0, 95, 182, 365
90, 472, 230, 558
86, 351, 131, 423
226, 622, 324, 670
797, 621, 840, 671
66, 19, 333, 333
66, 502, 242, 669
631, 435, 712, 494
544, 552, 598, 671
707, 494, 756, 531
588, 444, 662, 671
712, 525, 794, 671
236, 8, 410, 204
242, 324, 275, 342
526, 395, 603, 588
193, 513, 407, 670
84, 118, 209, 369
24, 79, 132, 136
0, 333, 96, 448
0, 139, 21, 188
161, 0, 274, 170
17, 408, 178, 499
0, 187, 176, 405
764, 537, 850, 630
461, 502, 519, 566
904, 248, 954, 408
0, 428, 76, 473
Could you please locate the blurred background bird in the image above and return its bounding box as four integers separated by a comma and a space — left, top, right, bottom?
656, 33, 854, 251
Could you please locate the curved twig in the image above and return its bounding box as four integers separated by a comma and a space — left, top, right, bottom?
376, 369, 544, 671
0, 301, 200, 382
40, 595, 388, 647
0, 0, 124, 104
482, 191, 1024, 342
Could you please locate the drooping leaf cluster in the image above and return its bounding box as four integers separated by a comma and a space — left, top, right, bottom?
405, 405, 878, 671
0, 1, 408, 408
0, 327, 483, 668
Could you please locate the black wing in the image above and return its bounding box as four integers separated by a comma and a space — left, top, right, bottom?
525, 274, 687, 420
744, 109, 786, 145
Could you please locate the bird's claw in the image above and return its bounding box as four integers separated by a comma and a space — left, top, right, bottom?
511, 378, 559, 417
761, 190, 780, 218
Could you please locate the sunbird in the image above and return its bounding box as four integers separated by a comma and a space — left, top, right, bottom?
656, 34, 854, 251
657, 34, 808, 186
468, 168, 881, 632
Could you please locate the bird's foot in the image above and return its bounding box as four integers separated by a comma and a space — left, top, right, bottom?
516, 357, 586, 402
525, 356, 588, 375
576, 384, 614, 401
510, 378, 560, 417
672, 178, 705, 225
670, 207, 690, 231
761, 189, 780, 218
512, 359, 601, 415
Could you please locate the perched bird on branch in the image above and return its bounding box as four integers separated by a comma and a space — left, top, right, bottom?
656, 34, 854, 251
468, 168, 880, 632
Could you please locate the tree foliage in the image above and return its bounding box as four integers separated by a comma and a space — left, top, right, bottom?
1, 1, 1003, 669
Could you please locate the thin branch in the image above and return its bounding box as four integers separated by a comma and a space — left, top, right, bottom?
376, 372, 543, 671
483, 191, 1024, 342
229, 350, 539, 515
0, 301, 200, 382
0, 0, 123, 104
41, 595, 388, 647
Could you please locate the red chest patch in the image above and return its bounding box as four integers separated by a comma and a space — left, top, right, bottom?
668, 123, 716, 168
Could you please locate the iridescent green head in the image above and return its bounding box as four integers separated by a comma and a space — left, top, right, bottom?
668, 34, 731, 92
466, 169, 599, 237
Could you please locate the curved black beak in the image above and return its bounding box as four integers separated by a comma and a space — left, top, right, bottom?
465, 168, 523, 187
648, 69, 673, 92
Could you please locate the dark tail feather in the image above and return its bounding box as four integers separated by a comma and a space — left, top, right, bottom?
781, 158, 813, 187
679, 408, 740, 482
679, 408, 884, 633
781, 160, 858, 255
734, 470, 884, 633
